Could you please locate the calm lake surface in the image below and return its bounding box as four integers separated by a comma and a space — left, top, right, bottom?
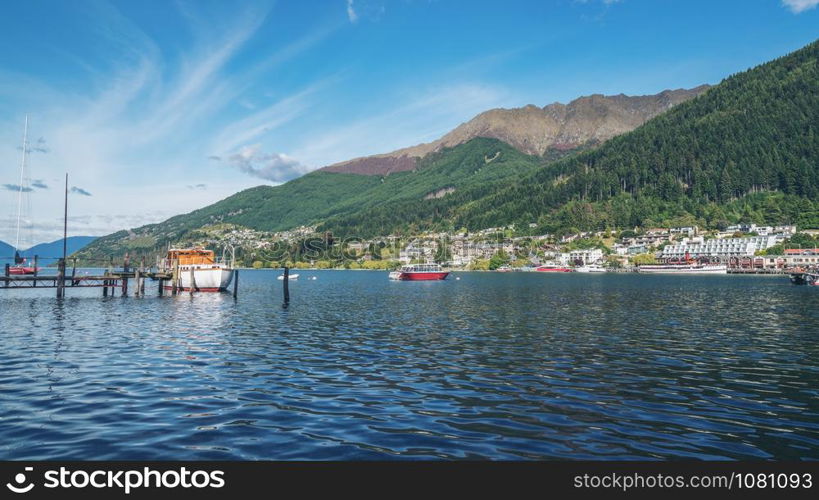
1, 270, 818, 460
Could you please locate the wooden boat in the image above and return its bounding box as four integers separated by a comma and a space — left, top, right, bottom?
160, 247, 235, 292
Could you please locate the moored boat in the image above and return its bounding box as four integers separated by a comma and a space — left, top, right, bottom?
637, 263, 727, 274
535, 265, 573, 272
160, 247, 235, 292
575, 264, 607, 273
389, 263, 449, 281
790, 269, 819, 285
277, 273, 300, 280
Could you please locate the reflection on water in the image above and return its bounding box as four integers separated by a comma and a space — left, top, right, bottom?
0, 271, 818, 459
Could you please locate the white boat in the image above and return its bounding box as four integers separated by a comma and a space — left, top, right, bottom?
637, 263, 727, 274
277, 273, 300, 280
576, 264, 607, 273
160, 247, 235, 291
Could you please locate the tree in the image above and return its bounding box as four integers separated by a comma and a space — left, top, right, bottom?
488, 250, 510, 270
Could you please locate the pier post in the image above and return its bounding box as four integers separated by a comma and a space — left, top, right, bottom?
134, 269, 141, 297
33, 255, 38, 276
103, 276, 108, 297
189, 267, 196, 295
71, 258, 77, 285
122, 276, 128, 297
232, 270, 239, 298
158, 279, 164, 296
4, 263, 8, 287
282, 266, 290, 308
56, 258, 65, 298
172, 259, 179, 295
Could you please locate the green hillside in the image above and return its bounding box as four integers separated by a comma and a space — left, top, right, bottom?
77, 39, 819, 261
75, 138, 554, 261
449, 39, 819, 233
321, 39, 819, 237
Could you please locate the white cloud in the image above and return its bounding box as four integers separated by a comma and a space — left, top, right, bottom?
347, 0, 358, 23
223, 144, 310, 183
782, 0, 819, 13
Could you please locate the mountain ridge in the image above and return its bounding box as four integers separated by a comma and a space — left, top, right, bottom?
322, 86, 710, 176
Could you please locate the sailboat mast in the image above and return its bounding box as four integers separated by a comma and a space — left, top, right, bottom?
14, 115, 29, 252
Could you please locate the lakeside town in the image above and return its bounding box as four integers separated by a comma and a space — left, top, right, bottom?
180, 221, 819, 273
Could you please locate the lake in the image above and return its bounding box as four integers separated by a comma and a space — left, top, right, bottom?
1, 270, 818, 460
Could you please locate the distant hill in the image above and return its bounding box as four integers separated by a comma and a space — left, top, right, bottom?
322, 86, 709, 176
73, 138, 550, 261
10, 236, 98, 264
0, 240, 14, 264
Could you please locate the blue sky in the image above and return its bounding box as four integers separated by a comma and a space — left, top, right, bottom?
0, 0, 818, 245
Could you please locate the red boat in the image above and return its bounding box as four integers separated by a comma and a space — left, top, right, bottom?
7, 254, 40, 275
535, 265, 573, 272
389, 263, 449, 281
8, 265, 40, 275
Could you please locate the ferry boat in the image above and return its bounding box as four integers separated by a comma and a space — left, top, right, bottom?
389, 263, 449, 281
160, 247, 235, 292
637, 263, 727, 274
535, 265, 573, 273
575, 264, 607, 273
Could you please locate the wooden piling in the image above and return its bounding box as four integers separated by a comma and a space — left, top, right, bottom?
158, 278, 164, 296
172, 259, 179, 295
56, 258, 65, 298
282, 266, 290, 308
134, 269, 141, 296
103, 277, 108, 297
122, 276, 128, 297
71, 258, 77, 285
189, 267, 196, 295
4, 264, 8, 287
33, 255, 38, 276
232, 270, 239, 298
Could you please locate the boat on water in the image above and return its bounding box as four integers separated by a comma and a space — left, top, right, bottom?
535, 265, 573, 273
789, 269, 819, 285
277, 273, 300, 281
389, 263, 449, 281
637, 262, 727, 274
160, 247, 235, 292
496, 265, 513, 272
575, 264, 607, 273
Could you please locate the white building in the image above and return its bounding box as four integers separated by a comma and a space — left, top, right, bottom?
568, 248, 604, 265
661, 236, 779, 259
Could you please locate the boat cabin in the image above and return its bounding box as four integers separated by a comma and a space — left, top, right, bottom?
167, 248, 216, 265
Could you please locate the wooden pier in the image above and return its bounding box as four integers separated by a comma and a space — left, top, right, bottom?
1, 259, 239, 298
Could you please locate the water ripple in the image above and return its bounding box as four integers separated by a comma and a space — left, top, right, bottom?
1, 271, 818, 459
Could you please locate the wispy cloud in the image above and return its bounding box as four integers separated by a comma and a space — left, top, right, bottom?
70, 186, 92, 196
2, 184, 34, 192
346, 0, 358, 23
31, 180, 48, 189
782, 0, 819, 13
187, 183, 207, 190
